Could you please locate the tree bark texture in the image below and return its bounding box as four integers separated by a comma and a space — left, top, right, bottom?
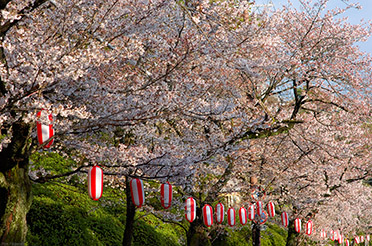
0, 122, 32, 243
122, 177, 136, 246
186, 205, 211, 246
252, 222, 261, 246
285, 219, 299, 246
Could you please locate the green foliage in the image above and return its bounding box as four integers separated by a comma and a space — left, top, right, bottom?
30, 152, 76, 175
261, 223, 287, 246
132, 214, 181, 246
26, 183, 123, 246
212, 222, 288, 246
26, 180, 184, 246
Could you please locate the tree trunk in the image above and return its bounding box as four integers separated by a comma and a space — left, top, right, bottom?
0, 121, 33, 243
186, 204, 211, 246
122, 177, 136, 246
186, 207, 201, 246
252, 222, 261, 246
286, 219, 298, 246
186, 219, 200, 246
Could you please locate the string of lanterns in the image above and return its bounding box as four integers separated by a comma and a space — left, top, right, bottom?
87, 169, 371, 244
36, 112, 371, 244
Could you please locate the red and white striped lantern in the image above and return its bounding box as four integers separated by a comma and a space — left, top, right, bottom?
239, 207, 247, 225
215, 203, 224, 224
345, 239, 349, 246
338, 234, 343, 244
256, 201, 263, 216
248, 204, 255, 221
203, 204, 213, 227
88, 165, 103, 201
185, 197, 196, 223
281, 212, 288, 227
360, 235, 364, 243
334, 230, 340, 241
305, 220, 313, 235
267, 201, 275, 217
36, 110, 54, 148
130, 178, 145, 208
355, 236, 360, 244
294, 218, 301, 233
330, 230, 334, 240
160, 182, 172, 209
227, 208, 235, 227
320, 229, 326, 239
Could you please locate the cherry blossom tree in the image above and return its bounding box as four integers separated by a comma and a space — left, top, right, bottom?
1, 0, 372, 245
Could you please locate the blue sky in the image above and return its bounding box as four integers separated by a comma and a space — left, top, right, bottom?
253, 0, 372, 54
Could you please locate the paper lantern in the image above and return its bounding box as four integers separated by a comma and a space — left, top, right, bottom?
256, 201, 263, 215
320, 229, 326, 239
36, 110, 54, 148
254, 210, 268, 224
367, 234, 370, 241
267, 201, 275, 217
239, 207, 247, 225
305, 220, 313, 235
203, 204, 213, 227
215, 203, 224, 224
185, 197, 196, 223
251, 187, 266, 201
248, 204, 255, 221
281, 212, 288, 227
88, 165, 103, 201
160, 182, 172, 209
355, 236, 360, 244
227, 208, 235, 227
330, 230, 335, 241
360, 235, 364, 242
338, 234, 343, 244
130, 178, 145, 208
334, 230, 340, 240
294, 218, 301, 233
345, 239, 349, 246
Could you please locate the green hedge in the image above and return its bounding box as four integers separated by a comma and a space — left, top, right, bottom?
26, 182, 184, 246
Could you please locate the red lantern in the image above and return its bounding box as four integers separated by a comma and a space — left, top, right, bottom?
239, 207, 247, 225
160, 182, 172, 209
88, 165, 103, 201
256, 201, 263, 216
334, 230, 340, 241
294, 218, 301, 233
185, 197, 196, 223
227, 208, 235, 227
338, 234, 343, 244
267, 201, 275, 217
202, 204, 213, 227
248, 204, 255, 221
360, 235, 364, 242
36, 109, 54, 148
355, 236, 360, 244
215, 203, 224, 224
305, 220, 313, 235
281, 212, 288, 227
345, 239, 349, 246
130, 178, 145, 208
320, 229, 326, 239
330, 230, 335, 241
